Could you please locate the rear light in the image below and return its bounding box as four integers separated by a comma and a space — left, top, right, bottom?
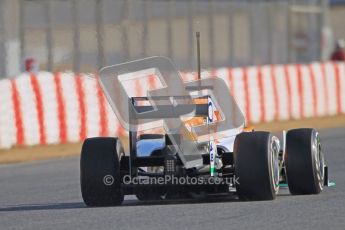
164, 155, 177, 175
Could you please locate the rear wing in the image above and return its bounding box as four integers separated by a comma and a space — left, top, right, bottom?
130, 95, 209, 119
129, 95, 214, 171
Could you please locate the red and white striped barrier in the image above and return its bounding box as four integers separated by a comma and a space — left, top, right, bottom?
0, 62, 344, 149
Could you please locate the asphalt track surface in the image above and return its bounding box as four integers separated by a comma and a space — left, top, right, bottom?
0, 128, 344, 230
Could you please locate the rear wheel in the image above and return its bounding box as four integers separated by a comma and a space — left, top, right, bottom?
234, 132, 280, 201
285, 128, 324, 195
80, 137, 124, 206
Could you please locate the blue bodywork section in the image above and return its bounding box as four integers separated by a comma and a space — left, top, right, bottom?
136, 139, 166, 157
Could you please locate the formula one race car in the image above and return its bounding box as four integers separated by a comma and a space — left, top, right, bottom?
80, 55, 329, 206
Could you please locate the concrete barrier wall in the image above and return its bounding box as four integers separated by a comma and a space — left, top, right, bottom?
0, 61, 344, 149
